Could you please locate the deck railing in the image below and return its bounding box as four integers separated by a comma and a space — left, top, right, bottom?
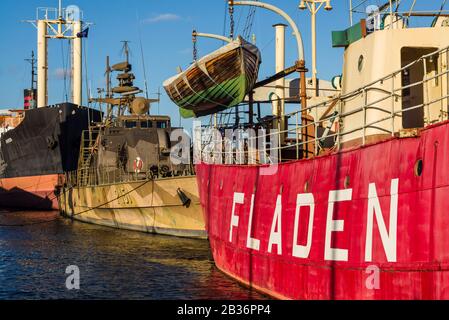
69, 125, 196, 188
199, 44, 449, 164
66, 164, 196, 188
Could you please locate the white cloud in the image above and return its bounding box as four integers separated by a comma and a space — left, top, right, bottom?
53, 68, 72, 80
178, 48, 192, 55
142, 13, 181, 24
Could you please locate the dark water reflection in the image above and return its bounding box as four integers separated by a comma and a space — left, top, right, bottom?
0, 210, 266, 300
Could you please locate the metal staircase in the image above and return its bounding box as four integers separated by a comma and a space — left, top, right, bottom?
77, 126, 100, 186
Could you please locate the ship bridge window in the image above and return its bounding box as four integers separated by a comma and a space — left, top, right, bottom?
141, 120, 152, 128
125, 121, 138, 129
156, 121, 167, 129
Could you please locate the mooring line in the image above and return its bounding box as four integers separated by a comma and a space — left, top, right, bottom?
0, 179, 152, 227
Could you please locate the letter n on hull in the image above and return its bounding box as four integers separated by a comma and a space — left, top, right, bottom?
365, 179, 399, 263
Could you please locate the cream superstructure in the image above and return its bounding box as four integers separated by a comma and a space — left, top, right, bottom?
338, 16, 449, 144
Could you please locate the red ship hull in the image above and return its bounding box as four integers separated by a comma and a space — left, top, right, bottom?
196, 120, 449, 300
0, 174, 60, 210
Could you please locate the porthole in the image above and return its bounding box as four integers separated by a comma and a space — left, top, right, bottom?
414, 159, 423, 177
358, 55, 364, 72
344, 176, 350, 188
304, 181, 309, 193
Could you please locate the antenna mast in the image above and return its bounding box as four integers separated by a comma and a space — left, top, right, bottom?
121, 40, 130, 64
25, 51, 37, 91
136, 12, 149, 99
24, 51, 38, 109
58, 0, 62, 18
299, 1, 333, 97
105, 55, 112, 119
25, 0, 88, 107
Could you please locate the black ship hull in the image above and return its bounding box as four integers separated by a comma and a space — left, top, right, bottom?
0, 103, 102, 210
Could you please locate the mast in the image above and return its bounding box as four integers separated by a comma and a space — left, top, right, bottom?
90, 42, 157, 118
25, 51, 38, 109
25, 51, 37, 92
36, 19, 48, 107
106, 56, 111, 98
58, 0, 62, 18
137, 14, 150, 99
349, 0, 353, 26
26, 1, 88, 107
73, 19, 83, 106
299, 1, 332, 97
121, 40, 130, 64
105, 55, 112, 118
273, 24, 286, 131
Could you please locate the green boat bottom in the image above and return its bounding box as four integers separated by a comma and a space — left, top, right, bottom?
178, 74, 247, 118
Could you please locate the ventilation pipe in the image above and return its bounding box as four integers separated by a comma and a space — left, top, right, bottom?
273, 23, 287, 133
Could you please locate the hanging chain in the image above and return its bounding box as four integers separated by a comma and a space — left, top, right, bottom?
192, 30, 198, 61
242, 0, 258, 40
229, 1, 235, 40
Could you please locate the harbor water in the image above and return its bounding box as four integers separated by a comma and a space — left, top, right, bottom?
0, 209, 265, 300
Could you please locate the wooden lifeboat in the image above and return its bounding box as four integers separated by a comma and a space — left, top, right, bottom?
163, 36, 262, 118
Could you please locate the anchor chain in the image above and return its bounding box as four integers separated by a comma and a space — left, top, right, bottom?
192, 30, 198, 61
229, 0, 235, 39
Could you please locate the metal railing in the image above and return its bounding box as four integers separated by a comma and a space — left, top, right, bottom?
70, 124, 196, 188
200, 45, 449, 164
36, 6, 84, 22
66, 164, 196, 188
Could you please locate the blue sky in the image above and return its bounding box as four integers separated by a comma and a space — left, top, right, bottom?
0, 0, 438, 126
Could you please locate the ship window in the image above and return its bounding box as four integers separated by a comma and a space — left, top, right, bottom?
358, 55, 364, 72
125, 121, 138, 129
141, 121, 152, 128
157, 121, 167, 129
